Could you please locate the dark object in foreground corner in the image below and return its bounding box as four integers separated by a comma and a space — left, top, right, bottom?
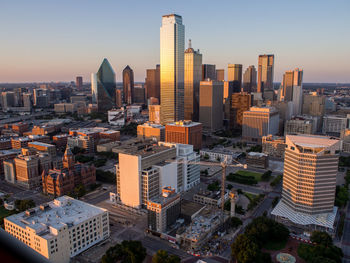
0, 229, 50, 263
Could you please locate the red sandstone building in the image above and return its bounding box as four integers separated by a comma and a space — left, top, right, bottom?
42, 147, 96, 197
165, 121, 202, 150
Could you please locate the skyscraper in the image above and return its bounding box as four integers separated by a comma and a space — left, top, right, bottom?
146, 65, 160, 101
184, 39, 202, 121
76, 76, 83, 89
160, 14, 185, 124
257, 54, 274, 94
272, 135, 340, 232
242, 106, 279, 143
202, 64, 216, 80
280, 68, 303, 115
228, 64, 242, 92
281, 68, 303, 101
91, 58, 116, 112
230, 92, 252, 131
123, 65, 134, 105
216, 69, 225, 81
243, 65, 257, 93
199, 80, 223, 132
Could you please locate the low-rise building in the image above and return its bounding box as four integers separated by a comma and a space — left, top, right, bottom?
147, 187, 181, 233
4, 196, 109, 263
137, 122, 165, 142
262, 135, 285, 158
199, 147, 242, 163
246, 152, 268, 169
28, 141, 57, 158
193, 190, 228, 207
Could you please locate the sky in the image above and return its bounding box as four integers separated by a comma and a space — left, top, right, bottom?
0, 0, 349, 83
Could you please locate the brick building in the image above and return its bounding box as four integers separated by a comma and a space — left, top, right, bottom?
165, 121, 202, 150
42, 147, 96, 197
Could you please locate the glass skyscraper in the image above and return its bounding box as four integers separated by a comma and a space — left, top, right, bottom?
91, 58, 116, 112
160, 14, 185, 124
123, 65, 134, 105
184, 39, 202, 121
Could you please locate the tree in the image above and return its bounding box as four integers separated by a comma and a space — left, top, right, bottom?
152, 250, 180, 263
230, 217, 243, 228
272, 197, 279, 208
310, 231, 333, 247
15, 199, 35, 212
102, 240, 146, 263
231, 234, 261, 263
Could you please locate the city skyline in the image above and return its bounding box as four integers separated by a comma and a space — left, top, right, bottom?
1, 0, 350, 83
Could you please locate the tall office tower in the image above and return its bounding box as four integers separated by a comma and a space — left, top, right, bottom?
228, 64, 242, 92
230, 92, 251, 131
272, 135, 340, 232
1, 91, 15, 110
242, 106, 279, 143
243, 65, 257, 93
123, 65, 134, 105
257, 54, 274, 94
91, 58, 116, 112
160, 14, 185, 124
202, 64, 216, 80
184, 39, 202, 121
76, 76, 83, 89
115, 89, 123, 108
302, 92, 325, 117
216, 69, 225, 81
165, 120, 202, 150
280, 68, 303, 115
146, 65, 160, 101
199, 80, 223, 132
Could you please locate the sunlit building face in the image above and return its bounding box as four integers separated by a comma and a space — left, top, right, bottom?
160, 14, 185, 124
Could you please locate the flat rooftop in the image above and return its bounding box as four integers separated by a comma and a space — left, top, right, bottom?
287, 134, 340, 148
5, 196, 107, 239
28, 141, 55, 147
166, 121, 201, 128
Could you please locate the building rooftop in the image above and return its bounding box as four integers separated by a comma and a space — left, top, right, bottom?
5, 196, 107, 239
28, 141, 55, 147
287, 134, 340, 148
166, 120, 202, 128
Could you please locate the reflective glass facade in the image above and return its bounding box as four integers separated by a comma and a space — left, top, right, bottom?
160, 14, 185, 124
91, 58, 116, 112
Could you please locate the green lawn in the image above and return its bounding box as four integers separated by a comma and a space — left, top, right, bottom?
236, 170, 262, 181
264, 239, 288, 250
244, 192, 257, 201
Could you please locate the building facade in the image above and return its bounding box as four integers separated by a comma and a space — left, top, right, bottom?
199, 80, 223, 132
257, 54, 274, 95
165, 121, 202, 150
242, 107, 279, 143
243, 65, 257, 93
122, 65, 134, 105
184, 40, 202, 121
272, 135, 340, 232
4, 196, 109, 263
91, 58, 116, 112
160, 14, 185, 124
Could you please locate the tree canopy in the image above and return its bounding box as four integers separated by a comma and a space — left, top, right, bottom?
101, 240, 146, 263
152, 250, 181, 263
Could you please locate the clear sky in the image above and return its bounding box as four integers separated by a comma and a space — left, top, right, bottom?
1, 0, 349, 83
